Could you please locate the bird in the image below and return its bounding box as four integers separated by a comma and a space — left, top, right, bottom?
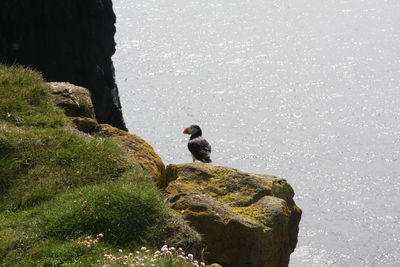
183, 125, 212, 163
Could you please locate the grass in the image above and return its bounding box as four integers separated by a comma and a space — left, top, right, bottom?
41, 173, 167, 246
7, 239, 104, 267
0, 126, 130, 211
0, 64, 66, 127
0, 64, 202, 266
0, 173, 173, 266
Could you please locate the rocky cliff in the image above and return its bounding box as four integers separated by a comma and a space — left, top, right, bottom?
53, 81, 302, 266
0, 0, 127, 130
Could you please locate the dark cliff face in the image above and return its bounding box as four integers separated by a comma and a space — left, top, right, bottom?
0, 0, 127, 130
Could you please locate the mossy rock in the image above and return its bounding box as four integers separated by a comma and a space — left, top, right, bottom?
165, 163, 302, 267
95, 124, 166, 186
49, 82, 95, 119
166, 163, 296, 208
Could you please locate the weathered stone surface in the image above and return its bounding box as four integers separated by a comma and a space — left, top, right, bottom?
165, 163, 302, 267
96, 124, 166, 185
49, 82, 95, 119
163, 212, 204, 259
71, 117, 99, 134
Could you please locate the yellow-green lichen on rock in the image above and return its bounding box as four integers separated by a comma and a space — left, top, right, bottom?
166, 163, 296, 208
94, 124, 166, 186
165, 163, 302, 267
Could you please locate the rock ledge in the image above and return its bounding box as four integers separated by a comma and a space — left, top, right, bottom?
165, 163, 302, 267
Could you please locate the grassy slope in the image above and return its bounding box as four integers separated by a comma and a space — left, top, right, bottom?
0, 65, 199, 266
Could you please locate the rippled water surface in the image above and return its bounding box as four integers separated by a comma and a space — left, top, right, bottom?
112, 0, 400, 265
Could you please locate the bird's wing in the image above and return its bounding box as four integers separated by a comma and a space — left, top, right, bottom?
188, 137, 211, 160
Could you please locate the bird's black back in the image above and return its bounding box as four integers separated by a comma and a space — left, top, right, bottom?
188, 136, 212, 163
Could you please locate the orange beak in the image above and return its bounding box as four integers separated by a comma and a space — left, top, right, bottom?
183, 128, 190, 134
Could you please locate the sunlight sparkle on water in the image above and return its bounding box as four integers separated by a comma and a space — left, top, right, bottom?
113, 0, 400, 265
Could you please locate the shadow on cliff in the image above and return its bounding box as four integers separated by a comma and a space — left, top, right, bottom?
0, 0, 127, 130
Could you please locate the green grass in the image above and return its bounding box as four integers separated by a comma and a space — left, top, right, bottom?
0, 172, 171, 266
41, 173, 167, 246
0, 64, 66, 127
6, 239, 104, 267
0, 126, 130, 211
0, 64, 202, 266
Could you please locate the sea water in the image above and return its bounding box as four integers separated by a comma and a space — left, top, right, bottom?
112, 0, 400, 265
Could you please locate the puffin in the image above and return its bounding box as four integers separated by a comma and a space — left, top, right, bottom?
183, 125, 212, 163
